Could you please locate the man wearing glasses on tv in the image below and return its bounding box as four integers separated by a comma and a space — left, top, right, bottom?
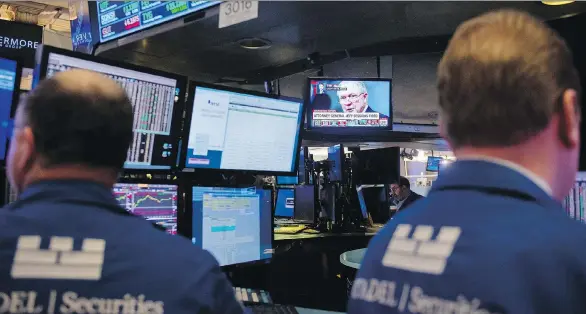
336, 81, 389, 120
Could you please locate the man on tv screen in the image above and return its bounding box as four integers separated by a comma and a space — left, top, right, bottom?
310, 80, 390, 128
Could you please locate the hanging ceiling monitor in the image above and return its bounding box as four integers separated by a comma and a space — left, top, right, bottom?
0, 57, 21, 162
306, 78, 392, 131
34, 45, 187, 171
190, 186, 273, 267
96, 1, 220, 43
426, 156, 443, 172
113, 183, 178, 235
181, 82, 304, 175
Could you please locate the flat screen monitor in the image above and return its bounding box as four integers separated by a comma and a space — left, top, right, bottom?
96, 1, 219, 43
191, 186, 273, 267
0, 57, 20, 161
182, 83, 304, 175
360, 184, 389, 224
275, 188, 294, 218
113, 183, 178, 235
356, 186, 368, 219
328, 144, 344, 182
294, 185, 315, 223
35, 46, 186, 170
307, 78, 391, 129
426, 156, 443, 172
276, 176, 298, 185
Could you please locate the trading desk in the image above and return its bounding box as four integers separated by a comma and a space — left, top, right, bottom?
275, 232, 376, 241
297, 308, 344, 314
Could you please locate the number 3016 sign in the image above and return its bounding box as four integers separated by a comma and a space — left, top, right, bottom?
219, 1, 259, 28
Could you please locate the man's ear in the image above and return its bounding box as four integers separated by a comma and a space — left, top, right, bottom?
438, 115, 454, 151
558, 89, 580, 148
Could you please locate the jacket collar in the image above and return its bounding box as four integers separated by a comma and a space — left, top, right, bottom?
18, 179, 117, 206
432, 160, 552, 203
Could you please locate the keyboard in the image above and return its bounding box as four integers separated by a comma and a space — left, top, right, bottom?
274, 225, 307, 234
247, 304, 299, 314
234, 287, 272, 305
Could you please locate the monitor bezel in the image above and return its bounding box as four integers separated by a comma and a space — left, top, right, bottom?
304, 77, 393, 134
34, 45, 188, 173
180, 80, 305, 176
274, 187, 295, 219
113, 178, 183, 236
184, 183, 275, 268
0, 55, 22, 164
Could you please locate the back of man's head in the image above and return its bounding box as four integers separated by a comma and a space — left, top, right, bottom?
7, 69, 133, 193
438, 9, 581, 148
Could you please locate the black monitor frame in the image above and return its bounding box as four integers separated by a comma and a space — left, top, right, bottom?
183, 183, 275, 269
113, 177, 184, 236
304, 77, 393, 135
33, 45, 188, 173
293, 184, 316, 224
0, 55, 22, 164
180, 81, 305, 176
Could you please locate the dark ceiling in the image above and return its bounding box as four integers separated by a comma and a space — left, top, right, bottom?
95, 1, 586, 83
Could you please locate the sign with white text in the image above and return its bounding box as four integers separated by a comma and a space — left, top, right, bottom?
0, 20, 42, 68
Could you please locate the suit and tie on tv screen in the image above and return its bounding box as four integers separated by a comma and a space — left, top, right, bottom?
308, 79, 391, 128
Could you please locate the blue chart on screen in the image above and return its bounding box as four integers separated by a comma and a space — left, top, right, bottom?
275, 189, 294, 218
0, 58, 17, 160
96, 1, 219, 43
191, 186, 272, 266
308, 79, 391, 128
185, 86, 303, 173
113, 183, 178, 234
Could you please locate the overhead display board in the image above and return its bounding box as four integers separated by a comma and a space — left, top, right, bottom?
96, 1, 219, 43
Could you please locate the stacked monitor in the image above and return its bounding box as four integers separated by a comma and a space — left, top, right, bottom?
306, 78, 392, 130
275, 188, 295, 218
0, 57, 20, 161
113, 183, 178, 235
182, 83, 304, 175
34, 45, 186, 171
190, 186, 273, 267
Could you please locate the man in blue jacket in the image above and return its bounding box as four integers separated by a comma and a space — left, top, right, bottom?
348, 9, 586, 314
0, 69, 244, 314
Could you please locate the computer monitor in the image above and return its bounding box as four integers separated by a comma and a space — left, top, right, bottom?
34, 45, 187, 170
306, 78, 392, 130
356, 186, 368, 219
360, 184, 390, 224
276, 176, 298, 185
0, 57, 21, 161
191, 186, 273, 267
426, 156, 443, 172
294, 185, 315, 223
275, 188, 294, 218
182, 82, 304, 175
328, 144, 344, 182
113, 183, 178, 235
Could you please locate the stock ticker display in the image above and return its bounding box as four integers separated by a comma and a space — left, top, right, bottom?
113, 183, 178, 235
45, 52, 179, 170
96, 1, 219, 43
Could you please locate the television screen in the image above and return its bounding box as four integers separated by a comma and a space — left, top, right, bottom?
36, 46, 186, 170
426, 156, 443, 172
191, 186, 273, 266
307, 78, 391, 129
113, 183, 178, 235
96, 1, 219, 43
0, 57, 19, 160
183, 84, 304, 174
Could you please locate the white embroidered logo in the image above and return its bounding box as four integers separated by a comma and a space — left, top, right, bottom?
11, 235, 105, 280
382, 224, 461, 275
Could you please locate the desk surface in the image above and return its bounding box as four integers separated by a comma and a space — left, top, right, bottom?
275, 232, 375, 241
297, 307, 345, 314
